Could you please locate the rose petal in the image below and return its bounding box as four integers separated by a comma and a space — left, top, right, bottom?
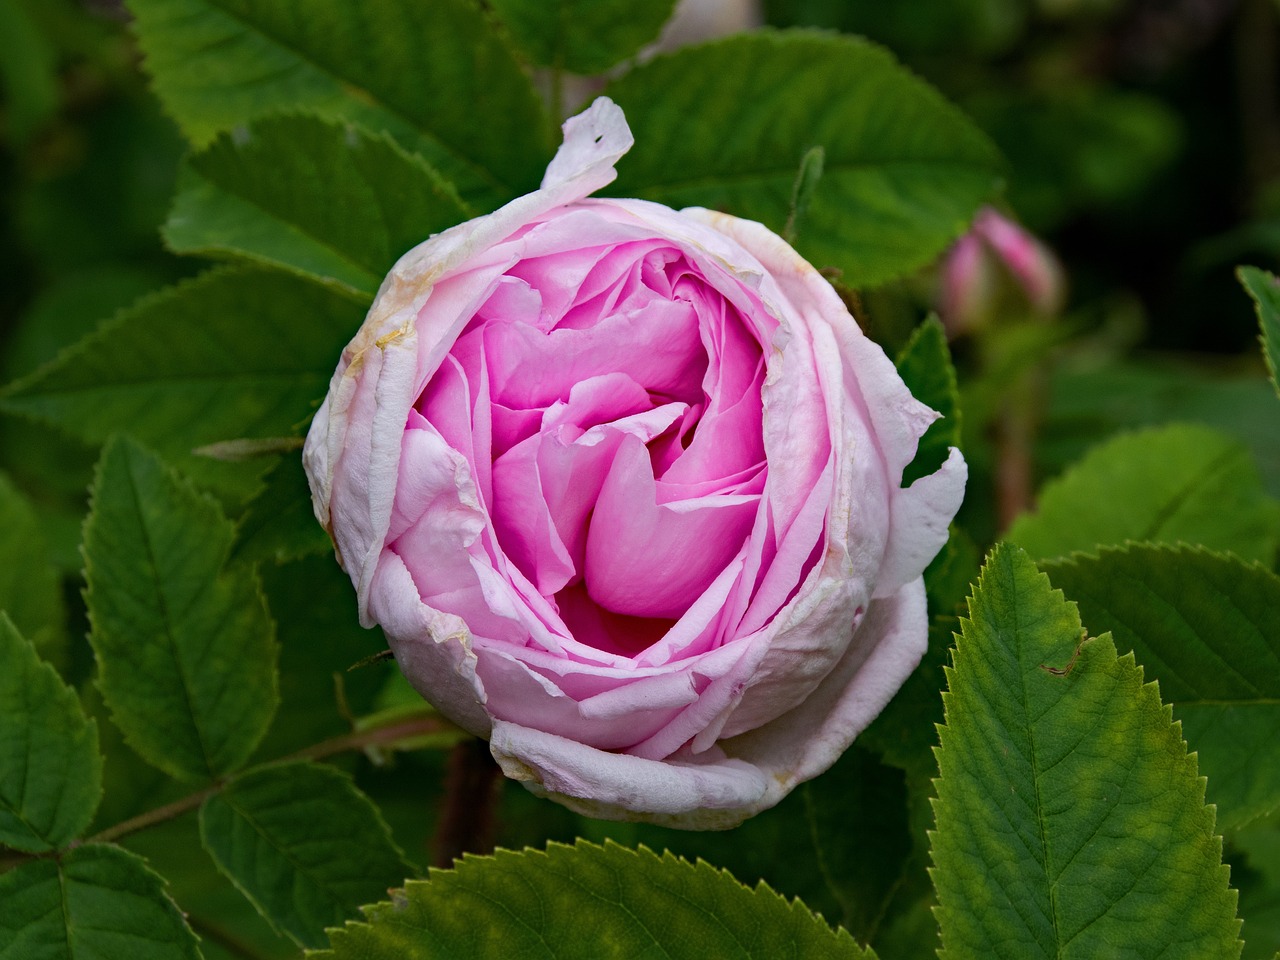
585, 436, 760, 619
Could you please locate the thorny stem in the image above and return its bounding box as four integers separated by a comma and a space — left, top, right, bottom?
432, 737, 502, 868
0, 712, 458, 871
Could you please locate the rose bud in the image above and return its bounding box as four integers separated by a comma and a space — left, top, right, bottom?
939, 206, 1065, 336
304, 98, 966, 828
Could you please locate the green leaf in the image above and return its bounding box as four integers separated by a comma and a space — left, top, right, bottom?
603, 30, 1003, 287
0, 471, 64, 658
318, 840, 875, 959
164, 115, 470, 296
232, 454, 331, 565
1239, 266, 1280, 400
0, 843, 201, 960
0, 615, 101, 852
251, 556, 389, 760
0, 0, 59, 144
1039, 359, 1280, 501
1230, 813, 1280, 959
488, 0, 678, 74
1006, 423, 1280, 563
125, 0, 549, 206
199, 761, 413, 948
0, 265, 366, 495
931, 544, 1242, 960
1042, 545, 1280, 831
896, 315, 962, 485
860, 527, 980, 777
84, 436, 278, 782
803, 745, 912, 945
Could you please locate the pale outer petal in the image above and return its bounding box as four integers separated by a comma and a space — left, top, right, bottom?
489, 579, 927, 829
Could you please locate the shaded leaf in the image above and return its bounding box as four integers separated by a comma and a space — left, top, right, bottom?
1042, 545, 1280, 830
0, 844, 200, 960
1039, 359, 1280, 500
0, 0, 59, 144
604, 30, 1003, 287
931, 543, 1241, 959
199, 761, 413, 948
1007, 423, 1280, 563
126, 0, 549, 207
318, 840, 875, 959
488, 0, 678, 74
0, 615, 101, 852
1239, 266, 1280, 400
84, 436, 277, 781
0, 472, 64, 657
165, 115, 469, 296
233, 454, 331, 566
803, 745, 912, 945
896, 315, 962, 485
0, 265, 366, 496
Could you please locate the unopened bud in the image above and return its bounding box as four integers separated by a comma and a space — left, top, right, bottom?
939, 207, 1065, 335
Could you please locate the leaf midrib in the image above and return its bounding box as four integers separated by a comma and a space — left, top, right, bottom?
1007, 566, 1064, 959
122, 448, 217, 778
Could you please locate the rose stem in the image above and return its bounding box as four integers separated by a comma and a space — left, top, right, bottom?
994, 373, 1039, 532
431, 737, 502, 868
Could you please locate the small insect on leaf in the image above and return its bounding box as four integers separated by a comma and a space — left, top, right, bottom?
1040, 632, 1089, 677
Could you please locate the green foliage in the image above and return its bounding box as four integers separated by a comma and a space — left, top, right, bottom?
0, 844, 201, 960
233, 455, 332, 566
318, 840, 876, 959
967, 89, 1182, 231
764, 0, 1027, 57
931, 543, 1242, 959
1006, 423, 1280, 563
603, 30, 1004, 287
1043, 545, 1280, 831
165, 115, 470, 296
0, 265, 366, 495
896, 315, 962, 484
0, 615, 101, 852
125, 0, 550, 207
83, 436, 278, 782
199, 761, 414, 948
1040, 360, 1280, 499
0, 472, 64, 657
1232, 814, 1280, 959
251, 556, 389, 760
1239, 266, 1280, 400
489, 0, 679, 74
0, 0, 60, 144
803, 745, 913, 946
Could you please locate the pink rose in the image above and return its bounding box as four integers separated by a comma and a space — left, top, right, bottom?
304, 98, 966, 828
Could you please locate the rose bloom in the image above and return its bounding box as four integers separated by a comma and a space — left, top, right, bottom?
304, 99, 966, 828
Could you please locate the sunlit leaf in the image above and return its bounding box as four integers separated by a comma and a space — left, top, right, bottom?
931, 544, 1242, 959
1043, 545, 1280, 830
